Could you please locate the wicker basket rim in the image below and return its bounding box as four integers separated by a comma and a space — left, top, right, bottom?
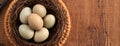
4, 0, 71, 46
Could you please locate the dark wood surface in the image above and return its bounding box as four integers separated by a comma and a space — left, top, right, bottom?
1, 0, 120, 46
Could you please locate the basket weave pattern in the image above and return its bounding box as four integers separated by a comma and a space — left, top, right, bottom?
4, 0, 71, 46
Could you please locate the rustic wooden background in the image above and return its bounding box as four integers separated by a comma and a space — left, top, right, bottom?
1, 0, 120, 46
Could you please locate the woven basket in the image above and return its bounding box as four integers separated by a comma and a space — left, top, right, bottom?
4, 0, 71, 46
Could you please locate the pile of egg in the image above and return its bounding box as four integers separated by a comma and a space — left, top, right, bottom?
19, 4, 56, 42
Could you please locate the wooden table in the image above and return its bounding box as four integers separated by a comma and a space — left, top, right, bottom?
1, 0, 120, 46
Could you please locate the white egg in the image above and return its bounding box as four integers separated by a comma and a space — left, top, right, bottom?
19, 24, 34, 40
33, 4, 46, 17
34, 27, 49, 42
44, 14, 56, 29
20, 7, 31, 24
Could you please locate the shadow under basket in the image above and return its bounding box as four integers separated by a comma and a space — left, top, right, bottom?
4, 0, 71, 46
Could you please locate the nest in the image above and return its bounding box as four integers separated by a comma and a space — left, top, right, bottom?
4, 0, 71, 46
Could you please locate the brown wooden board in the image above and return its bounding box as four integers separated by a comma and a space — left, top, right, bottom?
1, 0, 120, 46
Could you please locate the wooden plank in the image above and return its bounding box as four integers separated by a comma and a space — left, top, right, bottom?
63, 0, 120, 46
1, 0, 120, 46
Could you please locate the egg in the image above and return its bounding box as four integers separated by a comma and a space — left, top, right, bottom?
34, 27, 49, 42
28, 13, 43, 30
18, 24, 34, 40
44, 14, 56, 29
33, 4, 47, 17
20, 7, 31, 24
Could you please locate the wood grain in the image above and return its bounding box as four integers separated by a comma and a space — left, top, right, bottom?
63, 0, 120, 46
1, 0, 120, 46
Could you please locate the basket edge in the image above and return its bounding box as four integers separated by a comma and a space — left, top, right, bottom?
4, 0, 18, 46
57, 0, 71, 46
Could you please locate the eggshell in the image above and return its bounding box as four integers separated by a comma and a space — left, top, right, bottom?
20, 7, 31, 24
18, 24, 34, 39
33, 4, 47, 17
28, 13, 43, 30
34, 27, 49, 42
44, 14, 56, 28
